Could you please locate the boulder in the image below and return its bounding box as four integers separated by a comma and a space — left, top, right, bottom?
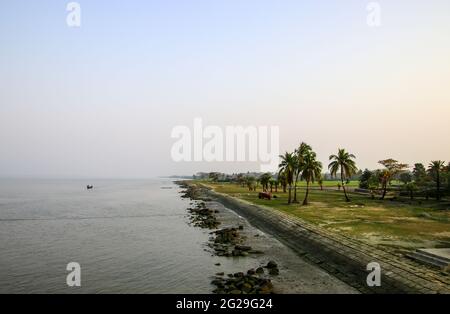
269, 268, 279, 276
235, 245, 252, 251
242, 283, 253, 293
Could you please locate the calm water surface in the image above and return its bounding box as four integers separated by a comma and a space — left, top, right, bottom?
0, 178, 254, 293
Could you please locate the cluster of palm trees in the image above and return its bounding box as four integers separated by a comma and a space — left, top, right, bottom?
278, 144, 357, 205
232, 153, 447, 205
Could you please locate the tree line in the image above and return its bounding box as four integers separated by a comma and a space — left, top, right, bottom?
195, 147, 449, 205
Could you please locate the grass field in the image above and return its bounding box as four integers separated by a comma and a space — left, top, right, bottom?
200, 181, 450, 252
295, 180, 359, 188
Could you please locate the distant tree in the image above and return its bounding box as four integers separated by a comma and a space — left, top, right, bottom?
246, 176, 257, 191
208, 172, 221, 182
446, 163, 450, 193
399, 172, 413, 185
269, 178, 276, 193
328, 149, 358, 202
359, 169, 373, 189
378, 159, 408, 200
317, 175, 324, 191
293, 142, 313, 203
368, 170, 381, 199
278, 171, 288, 193
273, 179, 279, 192
412, 163, 427, 182
405, 182, 417, 200
236, 173, 246, 187
301, 152, 323, 205
428, 160, 445, 201
278, 152, 296, 204
259, 173, 272, 192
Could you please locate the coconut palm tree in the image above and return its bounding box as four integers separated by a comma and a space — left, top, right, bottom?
278, 171, 287, 193
301, 152, 323, 205
428, 160, 445, 201
292, 142, 312, 203
259, 173, 272, 192
317, 175, 324, 191
269, 178, 276, 193
245, 176, 256, 191
328, 149, 358, 202
278, 152, 296, 204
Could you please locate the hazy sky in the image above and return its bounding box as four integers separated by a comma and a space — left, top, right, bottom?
1, 0, 449, 178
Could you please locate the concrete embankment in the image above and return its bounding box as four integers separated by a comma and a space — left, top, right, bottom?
204, 186, 450, 294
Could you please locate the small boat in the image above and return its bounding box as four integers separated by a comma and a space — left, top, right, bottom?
86, 185, 94, 190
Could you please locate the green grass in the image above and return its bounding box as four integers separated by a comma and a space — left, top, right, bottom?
201, 182, 450, 252
294, 180, 359, 188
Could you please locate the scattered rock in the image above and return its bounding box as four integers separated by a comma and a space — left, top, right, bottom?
235, 245, 252, 251
187, 202, 220, 229
242, 283, 253, 293
269, 268, 279, 276
266, 261, 278, 269
211, 267, 275, 294
248, 250, 264, 255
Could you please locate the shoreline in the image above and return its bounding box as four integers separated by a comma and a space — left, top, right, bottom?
181, 181, 450, 294
207, 199, 359, 293
177, 181, 358, 294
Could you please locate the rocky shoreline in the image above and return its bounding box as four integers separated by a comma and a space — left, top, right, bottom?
177, 181, 278, 294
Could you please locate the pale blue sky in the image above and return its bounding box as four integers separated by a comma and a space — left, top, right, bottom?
1, 1, 450, 177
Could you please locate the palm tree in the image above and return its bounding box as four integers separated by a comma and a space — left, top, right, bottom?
301, 152, 323, 205
245, 176, 256, 191
278, 171, 287, 193
328, 149, 358, 202
269, 178, 276, 193
278, 152, 296, 204
428, 160, 445, 201
292, 142, 312, 203
259, 173, 272, 192
317, 175, 324, 191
